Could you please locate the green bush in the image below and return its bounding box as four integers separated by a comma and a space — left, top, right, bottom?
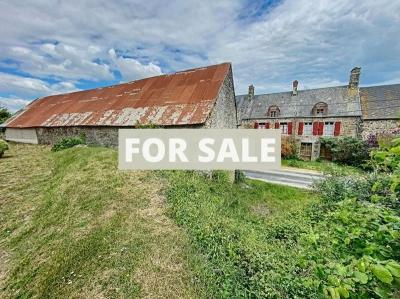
371, 137, 400, 173
0, 139, 9, 157
313, 136, 400, 297
51, 135, 86, 152
321, 137, 370, 167
304, 199, 400, 299
0, 106, 12, 124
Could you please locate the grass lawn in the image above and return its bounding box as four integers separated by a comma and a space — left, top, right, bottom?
1, 143, 321, 298
0, 143, 200, 298
163, 171, 320, 298
282, 158, 364, 175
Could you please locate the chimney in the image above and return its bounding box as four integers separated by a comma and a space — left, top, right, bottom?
247, 84, 254, 101
292, 80, 298, 96
348, 67, 361, 96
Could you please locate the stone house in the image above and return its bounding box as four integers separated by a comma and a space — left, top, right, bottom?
4, 63, 237, 146
236, 67, 400, 160
360, 84, 400, 139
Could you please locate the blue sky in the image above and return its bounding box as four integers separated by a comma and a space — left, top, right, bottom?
0, 0, 400, 111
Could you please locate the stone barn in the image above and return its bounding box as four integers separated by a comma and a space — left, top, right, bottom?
4, 63, 237, 146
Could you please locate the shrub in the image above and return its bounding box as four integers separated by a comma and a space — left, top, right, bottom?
281, 136, 298, 159
0, 106, 12, 124
303, 199, 400, 299
51, 135, 86, 152
0, 139, 9, 157
320, 137, 369, 167
371, 137, 400, 172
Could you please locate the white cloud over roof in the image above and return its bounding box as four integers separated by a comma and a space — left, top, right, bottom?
0, 0, 399, 111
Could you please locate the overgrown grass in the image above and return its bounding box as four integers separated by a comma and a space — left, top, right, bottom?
0, 144, 200, 298
162, 170, 320, 298
282, 158, 364, 175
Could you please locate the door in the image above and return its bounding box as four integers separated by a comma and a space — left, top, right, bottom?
300, 143, 312, 161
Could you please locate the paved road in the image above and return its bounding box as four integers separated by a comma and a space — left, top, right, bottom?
244, 168, 325, 189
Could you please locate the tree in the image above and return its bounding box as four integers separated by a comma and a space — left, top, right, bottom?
0, 107, 12, 124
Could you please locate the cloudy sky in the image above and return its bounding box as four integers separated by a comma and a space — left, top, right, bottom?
1, 0, 400, 111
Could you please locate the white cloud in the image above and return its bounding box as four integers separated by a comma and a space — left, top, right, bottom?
108, 49, 162, 80
0, 97, 31, 112
0, 0, 399, 100
0, 72, 79, 97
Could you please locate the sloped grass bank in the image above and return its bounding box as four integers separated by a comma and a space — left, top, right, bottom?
0, 144, 199, 298
163, 171, 320, 298
163, 170, 400, 298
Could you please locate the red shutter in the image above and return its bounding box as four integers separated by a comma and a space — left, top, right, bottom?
318, 122, 324, 136
254, 122, 259, 129
334, 122, 341, 136
312, 122, 318, 135
288, 122, 293, 135
265, 122, 270, 129
275, 122, 280, 129
298, 122, 304, 135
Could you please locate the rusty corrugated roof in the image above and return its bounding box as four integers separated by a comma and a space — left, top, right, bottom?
6, 63, 231, 128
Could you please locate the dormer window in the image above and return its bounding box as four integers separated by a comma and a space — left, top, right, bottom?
268, 105, 280, 117
312, 102, 328, 116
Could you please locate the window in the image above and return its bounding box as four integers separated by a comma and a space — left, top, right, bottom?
304, 122, 313, 135
312, 102, 328, 116
324, 122, 334, 136
258, 122, 265, 129
267, 106, 280, 117
280, 122, 288, 134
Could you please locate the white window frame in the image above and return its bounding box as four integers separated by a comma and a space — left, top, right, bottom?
304, 122, 313, 136
258, 122, 265, 129
280, 122, 288, 134
324, 122, 334, 136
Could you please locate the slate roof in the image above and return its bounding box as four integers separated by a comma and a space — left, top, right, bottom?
360, 84, 400, 120
236, 86, 362, 120
6, 63, 231, 128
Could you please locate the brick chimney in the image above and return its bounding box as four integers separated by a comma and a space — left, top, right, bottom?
348, 67, 361, 96
247, 84, 254, 101
292, 80, 298, 96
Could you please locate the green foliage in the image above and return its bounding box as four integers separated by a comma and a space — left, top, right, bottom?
164, 170, 400, 298
163, 170, 321, 298
134, 121, 160, 128
51, 134, 86, 152
163, 138, 400, 298
0, 139, 9, 157
304, 199, 400, 298
371, 137, 400, 172
0, 106, 12, 124
234, 170, 246, 184
315, 173, 398, 208
320, 137, 370, 167
313, 136, 400, 297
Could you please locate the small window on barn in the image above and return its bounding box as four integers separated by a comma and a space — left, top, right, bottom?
312, 102, 328, 116
268, 105, 280, 117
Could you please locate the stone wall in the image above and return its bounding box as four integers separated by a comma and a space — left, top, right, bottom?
240, 116, 360, 137
204, 66, 237, 129
240, 116, 361, 160
36, 126, 122, 147
361, 119, 400, 139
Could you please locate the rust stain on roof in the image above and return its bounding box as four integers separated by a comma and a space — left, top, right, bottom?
6, 63, 231, 128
